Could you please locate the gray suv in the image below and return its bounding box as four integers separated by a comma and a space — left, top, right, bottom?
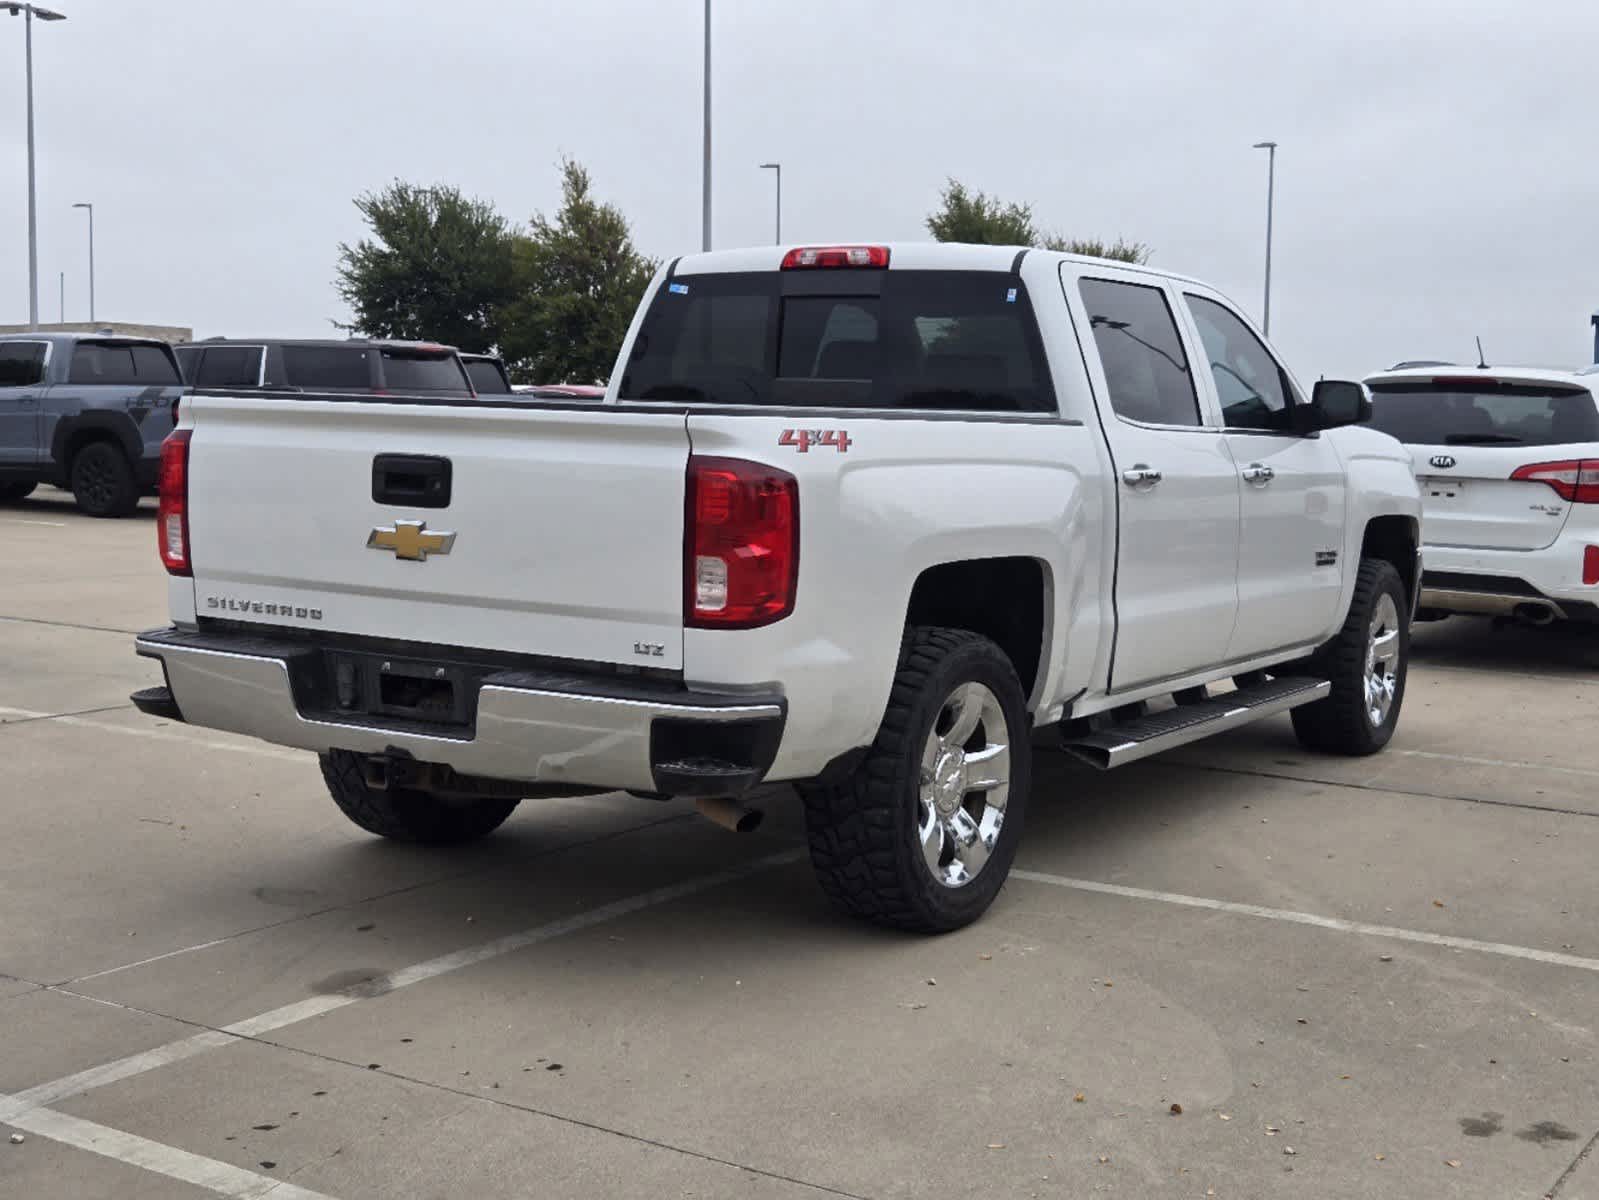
0, 333, 185, 517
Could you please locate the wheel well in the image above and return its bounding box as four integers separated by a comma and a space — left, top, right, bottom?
1362, 516, 1419, 607
905, 558, 1046, 702
62, 430, 127, 469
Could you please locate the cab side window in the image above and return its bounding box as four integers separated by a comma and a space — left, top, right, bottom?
1078, 279, 1200, 427
0, 342, 46, 387
1185, 295, 1299, 432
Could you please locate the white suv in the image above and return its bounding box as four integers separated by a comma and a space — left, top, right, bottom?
1364, 365, 1599, 625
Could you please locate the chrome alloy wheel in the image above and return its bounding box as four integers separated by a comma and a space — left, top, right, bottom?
1364, 592, 1402, 728
917, 682, 1010, 889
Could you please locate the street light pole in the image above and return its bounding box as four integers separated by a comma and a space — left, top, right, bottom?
759, 162, 781, 244
73, 201, 93, 322
1252, 140, 1277, 336
7, 4, 68, 331
701, 0, 711, 252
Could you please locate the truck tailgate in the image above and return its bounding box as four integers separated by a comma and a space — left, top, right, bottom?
184, 396, 690, 669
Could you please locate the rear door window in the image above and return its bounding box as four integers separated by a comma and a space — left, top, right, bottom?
379, 351, 471, 393
0, 342, 47, 387
68, 342, 181, 385
193, 346, 263, 388
463, 358, 511, 394
1078, 279, 1201, 427
1368, 382, 1599, 446
280, 346, 372, 390
621, 270, 1054, 412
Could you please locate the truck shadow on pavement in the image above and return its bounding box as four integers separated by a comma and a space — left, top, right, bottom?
1410, 614, 1599, 675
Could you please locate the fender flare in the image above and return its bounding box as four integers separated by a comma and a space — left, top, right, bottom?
50, 410, 143, 471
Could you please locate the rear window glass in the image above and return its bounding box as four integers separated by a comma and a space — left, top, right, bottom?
194, 346, 263, 388
620, 270, 1055, 412
67, 342, 181, 386
1368, 382, 1599, 446
281, 346, 370, 390
463, 358, 510, 394
380, 351, 470, 393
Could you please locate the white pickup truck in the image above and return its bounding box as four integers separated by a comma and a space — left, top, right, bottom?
133, 243, 1421, 932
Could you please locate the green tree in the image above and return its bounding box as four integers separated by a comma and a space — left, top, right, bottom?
926, 178, 1152, 263
500, 159, 658, 385
1041, 233, 1152, 264
925, 180, 1039, 246
335, 182, 518, 352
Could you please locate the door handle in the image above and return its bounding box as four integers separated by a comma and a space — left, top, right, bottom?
1241, 462, 1275, 485
372, 454, 452, 508
19, 396, 37, 406
1121, 464, 1162, 489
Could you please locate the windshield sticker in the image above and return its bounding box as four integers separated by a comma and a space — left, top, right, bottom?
668, 282, 690, 296
1005, 288, 1018, 304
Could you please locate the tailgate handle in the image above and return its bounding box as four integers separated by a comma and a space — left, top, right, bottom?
372, 454, 452, 509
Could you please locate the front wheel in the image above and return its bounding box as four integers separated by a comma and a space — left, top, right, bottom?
319, 751, 520, 845
800, 627, 1031, 933
1291, 558, 1409, 755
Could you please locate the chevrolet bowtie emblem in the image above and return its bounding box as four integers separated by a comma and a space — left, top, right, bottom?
367, 520, 456, 562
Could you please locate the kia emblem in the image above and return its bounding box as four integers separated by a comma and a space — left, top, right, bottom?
1429, 454, 1457, 469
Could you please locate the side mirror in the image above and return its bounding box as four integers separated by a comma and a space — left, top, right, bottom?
1297, 380, 1372, 432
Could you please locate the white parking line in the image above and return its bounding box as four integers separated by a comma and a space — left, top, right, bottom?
0, 518, 67, 527
1, 848, 805, 1189
3, 1103, 335, 1199
1393, 747, 1599, 780
1013, 870, 1599, 973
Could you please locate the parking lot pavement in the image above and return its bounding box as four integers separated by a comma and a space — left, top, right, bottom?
3, 490, 1597, 1199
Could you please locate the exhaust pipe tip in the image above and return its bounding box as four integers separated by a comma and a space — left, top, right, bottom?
695, 796, 763, 834
1513, 602, 1557, 626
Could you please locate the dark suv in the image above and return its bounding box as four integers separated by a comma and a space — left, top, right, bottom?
0, 333, 185, 517
174, 339, 474, 395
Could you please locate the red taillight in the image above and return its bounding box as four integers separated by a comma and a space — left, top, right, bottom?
1509, 459, 1599, 504
157, 429, 192, 576
1584, 546, 1599, 586
780, 245, 890, 270
685, 456, 798, 628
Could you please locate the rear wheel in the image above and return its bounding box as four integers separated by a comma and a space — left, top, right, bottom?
0, 481, 36, 503
800, 627, 1030, 933
1291, 558, 1409, 755
319, 750, 520, 845
69, 442, 138, 517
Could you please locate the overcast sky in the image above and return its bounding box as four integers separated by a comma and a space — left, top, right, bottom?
4, 0, 1596, 379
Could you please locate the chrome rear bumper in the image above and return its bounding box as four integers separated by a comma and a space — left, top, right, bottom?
134, 628, 785, 796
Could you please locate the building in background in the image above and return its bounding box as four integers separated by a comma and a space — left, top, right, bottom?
0, 320, 192, 342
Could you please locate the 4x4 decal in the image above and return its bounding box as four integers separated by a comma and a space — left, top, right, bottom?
778, 429, 851, 454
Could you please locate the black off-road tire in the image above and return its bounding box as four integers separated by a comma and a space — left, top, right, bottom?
69, 441, 139, 517
0, 481, 36, 503
319, 750, 520, 845
1291, 558, 1409, 756
799, 627, 1031, 934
